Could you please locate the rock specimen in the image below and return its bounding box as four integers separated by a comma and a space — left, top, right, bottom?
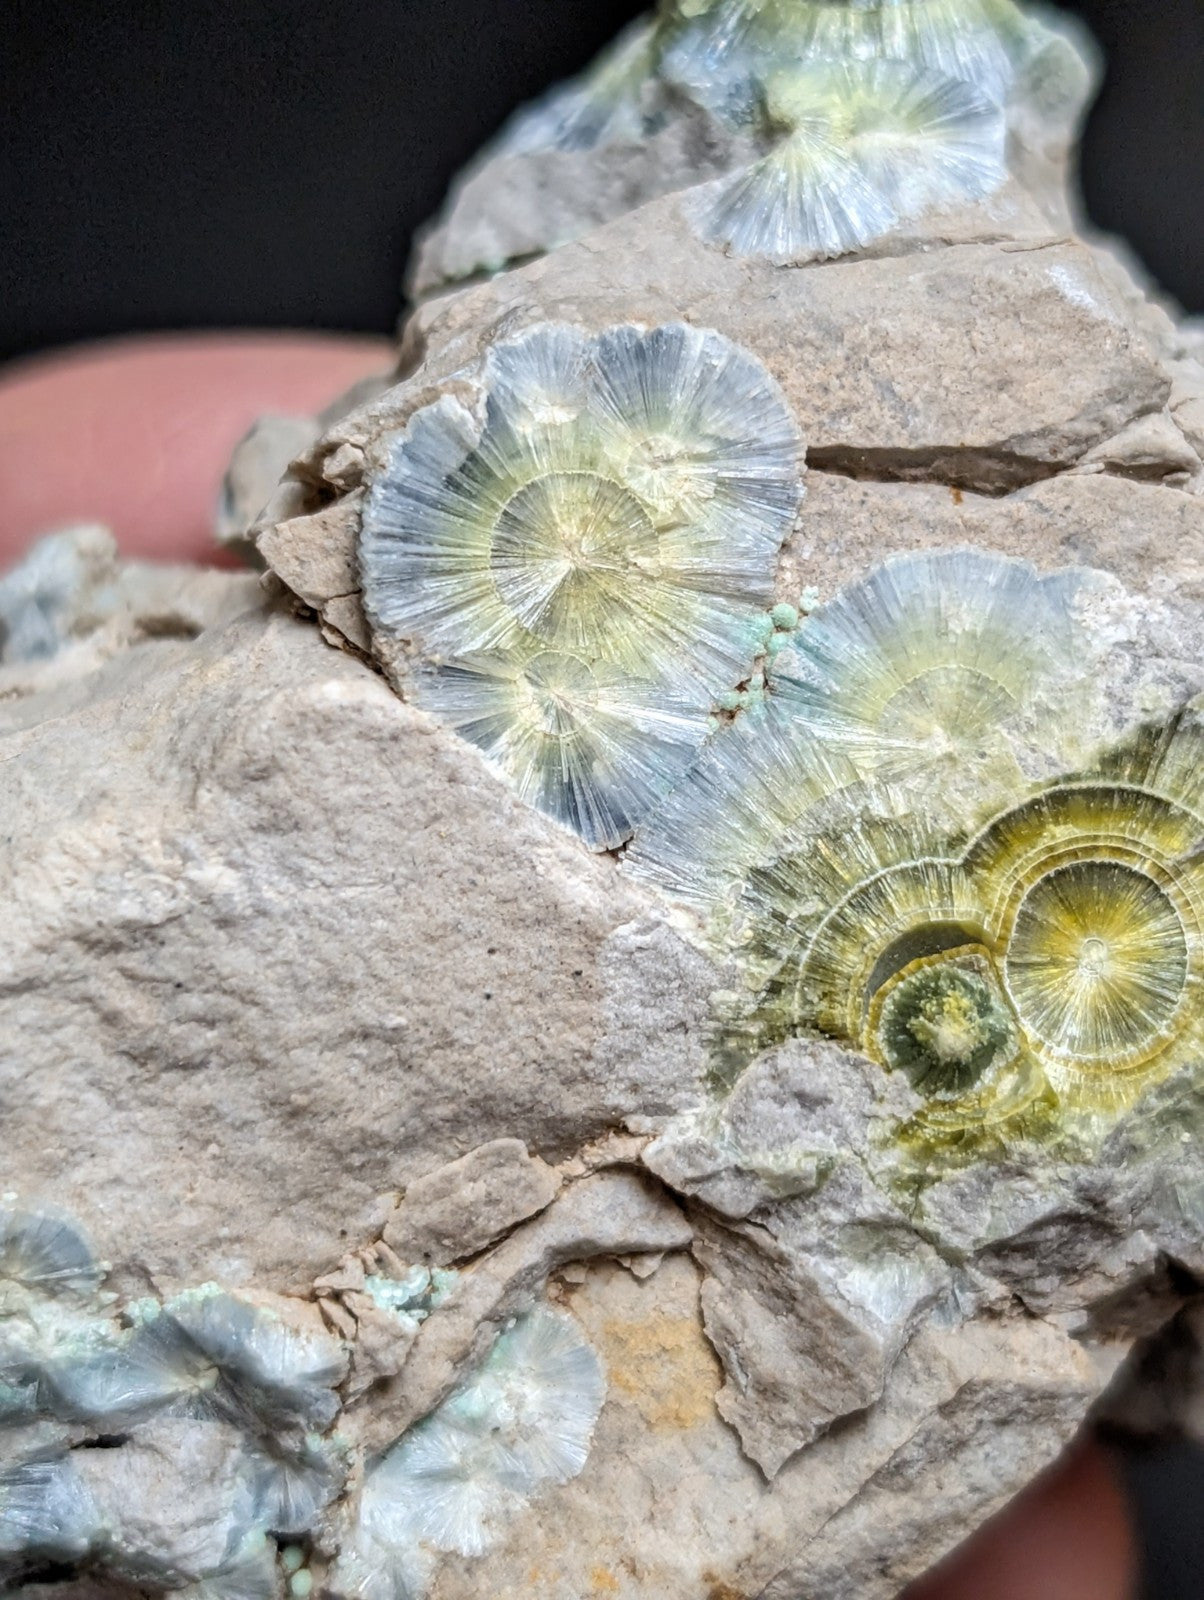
411, 0, 1094, 290
5, 1, 1204, 1597
358, 320, 802, 848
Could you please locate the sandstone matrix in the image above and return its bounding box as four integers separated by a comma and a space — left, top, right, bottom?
5, 3, 1204, 1598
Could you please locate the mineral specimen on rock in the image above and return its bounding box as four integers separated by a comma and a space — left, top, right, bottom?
0, 605, 716, 1291
5, 1, 1204, 1597
358, 319, 802, 846
413, 0, 1096, 291
0, 522, 260, 680
333, 1305, 606, 1597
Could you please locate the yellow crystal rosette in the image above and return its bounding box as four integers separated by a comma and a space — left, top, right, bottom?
629, 551, 1204, 1160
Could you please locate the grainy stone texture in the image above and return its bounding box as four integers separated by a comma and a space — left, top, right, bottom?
382, 1138, 562, 1266
0, 608, 714, 1294
7, 5, 1204, 1598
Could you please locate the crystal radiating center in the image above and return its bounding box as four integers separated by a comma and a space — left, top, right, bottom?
1004, 860, 1189, 1063
874, 954, 1017, 1096
512, 653, 599, 743
619, 433, 717, 528
491, 471, 661, 650
880, 664, 1018, 754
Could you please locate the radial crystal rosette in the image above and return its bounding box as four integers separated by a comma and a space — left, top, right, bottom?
626, 549, 1099, 913
422, 0, 1093, 286
498, 1, 1066, 158
719, 774, 1204, 1151
360, 321, 802, 849
969, 778, 1204, 1108
46, 1286, 346, 1436
715, 816, 1054, 1144
767, 546, 1094, 789
334, 1308, 604, 1599
627, 552, 1204, 1155
0, 1209, 100, 1303
694, 57, 1007, 261
661, 0, 1064, 109
0, 1206, 355, 1590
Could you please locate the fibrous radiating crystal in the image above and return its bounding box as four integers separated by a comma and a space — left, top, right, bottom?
334, 1307, 605, 1598
1005, 860, 1188, 1062
626, 551, 1204, 1148
0, 1207, 101, 1301
767, 545, 1091, 787
425, 0, 1090, 285
0, 1458, 98, 1563
660, 0, 1042, 109
0, 1218, 350, 1592
626, 549, 1097, 912
47, 1285, 345, 1434
360, 321, 802, 849
694, 58, 1006, 262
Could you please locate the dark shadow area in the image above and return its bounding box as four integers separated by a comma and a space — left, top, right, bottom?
1, 0, 1203, 363
1122, 1440, 1204, 1600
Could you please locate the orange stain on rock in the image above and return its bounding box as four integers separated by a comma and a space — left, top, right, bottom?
602, 1313, 721, 1430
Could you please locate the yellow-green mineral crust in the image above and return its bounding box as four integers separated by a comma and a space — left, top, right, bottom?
628, 550, 1204, 1167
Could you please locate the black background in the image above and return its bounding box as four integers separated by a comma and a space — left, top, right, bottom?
2, 2, 1203, 1595
1, 0, 1203, 364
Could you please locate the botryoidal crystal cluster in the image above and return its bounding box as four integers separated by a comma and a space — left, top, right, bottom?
415, 0, 1093, 287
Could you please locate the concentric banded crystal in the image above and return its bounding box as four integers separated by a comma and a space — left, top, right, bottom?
361, 322, 802, 849
627, 551, 1204, 1149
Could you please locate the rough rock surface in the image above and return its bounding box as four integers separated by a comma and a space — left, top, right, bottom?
6, 4, 1204, 1598
1, 606, 715, 1292
0, 522, 261, 684
381, 1138, 562, 1266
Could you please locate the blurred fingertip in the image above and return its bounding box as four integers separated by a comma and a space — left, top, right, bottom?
0, 330, 393, 568
902, 1434, 1137, 1600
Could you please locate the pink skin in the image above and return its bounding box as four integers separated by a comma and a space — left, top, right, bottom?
0, 334, 1139, 1600
903, 1439, 1135, 1600
0, 332, 392, 566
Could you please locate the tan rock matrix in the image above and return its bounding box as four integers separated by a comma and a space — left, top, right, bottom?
5, 3, 1204, 1597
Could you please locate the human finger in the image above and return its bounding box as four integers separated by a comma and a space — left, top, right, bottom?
903, 1434, 1136, 1600
0, 331, 392, 568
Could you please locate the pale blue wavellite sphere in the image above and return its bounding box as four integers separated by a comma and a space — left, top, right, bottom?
360, 322, 802, 849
